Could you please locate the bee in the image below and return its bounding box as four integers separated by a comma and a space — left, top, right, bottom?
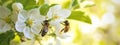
39, 20, 49, 37
60, 20, 70, 33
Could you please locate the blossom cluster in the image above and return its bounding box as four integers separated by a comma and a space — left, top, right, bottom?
0, 2, 71, 45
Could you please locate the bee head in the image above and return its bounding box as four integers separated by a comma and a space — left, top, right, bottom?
44, 20, 49, 23
64, 20, 69, 26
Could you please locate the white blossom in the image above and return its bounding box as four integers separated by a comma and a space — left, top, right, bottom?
46, 4, 71, 39
15, 8, 45, 39
0, 6, 12, 33
46, 5, 71, 45
47, 5, 71, 26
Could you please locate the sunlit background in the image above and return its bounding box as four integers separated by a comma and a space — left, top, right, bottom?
40, 0, 120, 45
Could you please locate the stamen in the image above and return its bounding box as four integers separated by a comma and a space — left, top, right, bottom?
53, 15, 59, 19
25, 18, 33, 27
3, 16, 11, 24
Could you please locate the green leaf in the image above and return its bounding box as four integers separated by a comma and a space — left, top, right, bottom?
68, 10, 91, 24
72, 0, 78, 7
40, 4, 61, 16
72, 0, 79, 9
0, 30, 15, 45
40, 4, 50, 16
0, 0, 10, 5
62, 0, 72, 9
15, 0, 38, 10
37, 0, 44, 5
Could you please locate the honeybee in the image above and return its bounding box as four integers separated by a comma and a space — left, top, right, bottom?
39, 20, 49, 37
60, 20, 70, 33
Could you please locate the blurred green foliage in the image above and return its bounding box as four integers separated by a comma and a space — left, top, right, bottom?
0, 30, 15, 45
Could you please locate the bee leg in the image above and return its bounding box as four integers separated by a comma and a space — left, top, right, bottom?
39, 23, 44, 34
60, 22, 65, 25
59, 28, 64, 34
39, 29, 43, 34
59, 28, 65, 34
41, 23, 44, 26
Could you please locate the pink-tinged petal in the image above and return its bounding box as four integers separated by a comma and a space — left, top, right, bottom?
15, 21, 26, 32
23, 27, 34, 39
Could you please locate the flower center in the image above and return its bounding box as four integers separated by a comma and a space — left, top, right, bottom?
3, 16, 11, 24
53, 15, 60, 19
25, 18, 33, 27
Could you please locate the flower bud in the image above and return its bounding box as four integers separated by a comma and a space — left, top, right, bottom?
12, 3, 23, 12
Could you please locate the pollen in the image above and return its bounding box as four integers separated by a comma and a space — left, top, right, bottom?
3, 16, 11, 23
25, 18, 33, 27
53, 15, 59, 19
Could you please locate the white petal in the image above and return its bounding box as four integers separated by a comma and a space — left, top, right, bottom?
54, 23, 62, 35
51, 5, 62, 12
55, 38, 61, 45
28, 8, 40, 17
2, 23, 11, 32
0, 6, 11, 18
50, 20, 59, 27
56, 9, 71, 19
11, 11, 18, 23
0, 20, 11, 33
58, 33, 70, 39
23, 27, 34, 39
47, 5, 62, 19
50, 18, 64, 27
35, 15, 45, 23
18, 10, 28, 22
30, 14, 45, 23
0, 20, 6, 29
101, 12, 115, 24
15, 21, 26, 32
31, 23, 42, 35
29, 8, 45, 22
47, 8, 53, 19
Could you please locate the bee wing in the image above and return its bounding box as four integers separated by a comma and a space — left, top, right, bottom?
58, 33, 70, 39
39, 28, 43, 34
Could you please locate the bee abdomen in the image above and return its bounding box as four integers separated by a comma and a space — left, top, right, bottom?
41, 30, 47, 37
41, 28, 48, 37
